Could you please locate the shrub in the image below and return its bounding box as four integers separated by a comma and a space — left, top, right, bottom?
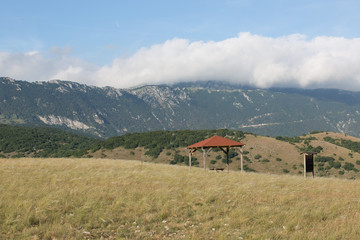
243, 165, 256, 172
310, 130, 323, 134
276, 158, 282, 162
282, 169, 289, 173
145, 146, 162, 158
332, 162, 341, 169
124, 140, 138, 149
171, 153, 185, 165
315, 156, 335, 163
300, 145, 323, 153
11, 153, 25, 158
343, 162, 357, 172
229, 150, 238, 159
275, 136, 302, 144
254, 154, 262, 160
210, 160, 217, 165
222, 158, 232, 164
185, 156, 198, 165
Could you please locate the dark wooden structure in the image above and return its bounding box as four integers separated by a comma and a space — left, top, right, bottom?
303, 152, 317, 178
186, 135, 245, 172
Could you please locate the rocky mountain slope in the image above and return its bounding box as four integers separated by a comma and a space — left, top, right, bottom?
2, 77, 360, 138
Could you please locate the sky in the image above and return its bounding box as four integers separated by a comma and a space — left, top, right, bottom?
1, 0, 360, 90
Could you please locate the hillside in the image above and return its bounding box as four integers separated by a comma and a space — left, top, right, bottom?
3, 77, 360, 138
2, 125, 360, 179
0, 124, 99, 158
89, 129, 360, 179
2, 158, 360, 239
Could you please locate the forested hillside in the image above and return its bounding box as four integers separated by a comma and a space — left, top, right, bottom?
0, 124, 99, 158
91, 129, 245, 158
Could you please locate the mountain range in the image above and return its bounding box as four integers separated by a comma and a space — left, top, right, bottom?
1, 77, 360, 138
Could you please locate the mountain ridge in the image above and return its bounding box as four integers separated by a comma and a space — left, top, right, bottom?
1, 77, 360, 138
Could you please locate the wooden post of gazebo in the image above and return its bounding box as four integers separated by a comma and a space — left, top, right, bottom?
218, 146, 230, 172
202, 147, 206, 171
189, 151, 191, 168
201, 147, 212, 171
226, 147, 229, 172
188, 149, 196, 169
234, 147, 245, 172
238, 147, 244, 173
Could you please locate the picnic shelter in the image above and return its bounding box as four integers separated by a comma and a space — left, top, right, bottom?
186, 135, 245, 172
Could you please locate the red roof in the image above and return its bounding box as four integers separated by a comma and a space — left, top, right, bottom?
186, 135, 245, 149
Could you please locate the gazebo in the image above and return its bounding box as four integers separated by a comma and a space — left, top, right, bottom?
186, 135, 245, 172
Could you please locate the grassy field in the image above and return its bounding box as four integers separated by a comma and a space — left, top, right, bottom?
1, 158, 360, 239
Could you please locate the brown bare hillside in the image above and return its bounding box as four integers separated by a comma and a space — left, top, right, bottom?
89, 131, 360, 179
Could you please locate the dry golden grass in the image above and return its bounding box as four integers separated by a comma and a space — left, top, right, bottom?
241, 135, 302, 173
2, 158, 360, 239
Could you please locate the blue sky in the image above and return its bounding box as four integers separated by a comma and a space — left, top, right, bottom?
2, 0, 360, 89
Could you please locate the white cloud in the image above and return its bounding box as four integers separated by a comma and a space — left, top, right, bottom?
0, 48, 97, 85
2, 33, 360, 90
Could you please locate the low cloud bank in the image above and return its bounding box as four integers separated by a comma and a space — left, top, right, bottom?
2, 33, 360, 90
